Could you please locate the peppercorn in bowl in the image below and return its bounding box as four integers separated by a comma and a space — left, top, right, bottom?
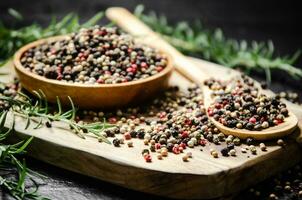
13, 26, 173, 109
204, 76, 298, 140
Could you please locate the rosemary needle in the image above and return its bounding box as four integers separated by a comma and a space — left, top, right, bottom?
134, 5, 302, 84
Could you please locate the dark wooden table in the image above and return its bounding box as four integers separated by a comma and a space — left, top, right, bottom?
0, 1, 301, 199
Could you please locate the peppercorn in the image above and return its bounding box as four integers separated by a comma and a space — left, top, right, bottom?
259, 143, 267, 151
236, 123, 243, 129
213, 135, 220, 144
141, 149, 150, 155
167, 143, 174, 152
127, 141, 133, 147
299, 190, 302, 197
229, 149, 236, 156
150, 145, 156, 152
227, 143, 235, 150
233, 137, 241, 146
182, 155, 189, 162
211, 151, 219, 158
137, 129, 145, 139
250, 145, 257, 155
269, 193, 277, 200
161, 148, 168, 157
144, 154, 152, 162
142, 139, 148, 145
225, 137, 232, 144
124, 132, 131, 140
45, 121, 52, 128
221, 148, 229, 157
246, 137, 254, 145
113, 138, 120, 147
187, 140, 194, 148
277, 139, 285, 147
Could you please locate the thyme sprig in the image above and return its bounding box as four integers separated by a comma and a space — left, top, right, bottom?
0, 9, 104, 66
134, 5, 302, 83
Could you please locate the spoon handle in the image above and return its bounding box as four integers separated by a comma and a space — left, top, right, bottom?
106, 7, 208, 85
107, 7, 302, 143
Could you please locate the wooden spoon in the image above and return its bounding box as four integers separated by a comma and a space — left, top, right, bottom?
13, 35, 173, 109
106, 7, 299, 140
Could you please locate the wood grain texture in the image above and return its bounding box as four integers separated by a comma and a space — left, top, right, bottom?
13, 36, 173, 109
2, 57, 302, 199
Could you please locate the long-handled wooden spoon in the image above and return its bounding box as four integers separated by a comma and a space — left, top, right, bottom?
106, 7, 299, 140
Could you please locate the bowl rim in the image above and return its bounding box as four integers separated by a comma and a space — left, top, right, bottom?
13, 35, 174, 88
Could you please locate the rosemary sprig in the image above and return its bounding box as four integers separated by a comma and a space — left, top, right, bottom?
0, 9, 104, 66
0, 89, 113, 199
1, 91, 113, 143
134, 5, 302, 83
0, 111, 49, 200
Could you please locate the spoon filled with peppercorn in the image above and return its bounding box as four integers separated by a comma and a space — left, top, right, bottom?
106, 7, 298, 140
13, 26, 174, 109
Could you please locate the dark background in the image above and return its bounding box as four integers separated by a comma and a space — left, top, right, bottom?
0, 0, 302, 199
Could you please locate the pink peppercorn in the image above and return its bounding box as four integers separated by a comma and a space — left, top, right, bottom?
126, 68, 134, 73
155, 143, 161, 150
249, 117, 256, 124
140, 62, 148, 68
184, 119, 192, 125
124, 132, 131, 140
108, 117, 117, 124
131, 64, 138, 69
172, 146, 180, 154
97, 79, 104, 84
181, 131, 189, 138
144, 154, 152, 162
208, 109, 214, 117
156, 66, 163, 72
179, 143, 186, 149
200, 139, 207, 146
215, 103, 222, 109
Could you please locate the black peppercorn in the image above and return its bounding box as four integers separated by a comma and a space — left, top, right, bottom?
130, 131, 137, 138
246, 137, 254, 145
221, 148, 229, 157
137, 129, 145, 139
45, 121, 52, 128
227, 143, 235, 150
113, 138, 120, 147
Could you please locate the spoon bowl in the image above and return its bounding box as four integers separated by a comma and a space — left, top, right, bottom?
202, 86, 299, 140
13, 35, 173, 109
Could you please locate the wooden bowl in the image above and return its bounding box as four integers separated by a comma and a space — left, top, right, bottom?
13, 36, 173, 109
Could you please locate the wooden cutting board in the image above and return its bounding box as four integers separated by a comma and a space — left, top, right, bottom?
1, 58, 302, 199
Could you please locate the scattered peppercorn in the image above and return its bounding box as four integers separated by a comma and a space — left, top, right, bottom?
45, 121, 52, 128
250, 145, 257, 155
211, 150, 219, 158
182, 155, 189, 162
259, 143, 267, 151
229, 149, 236, 156
277, 139, 285, 147
127, 141, 133, 147
112, 138, 120, 147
